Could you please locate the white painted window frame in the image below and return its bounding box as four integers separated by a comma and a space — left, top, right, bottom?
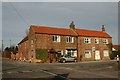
103, 38, 108, 44
103, 50, 109, 57
84, 37, 91, 44
85, 50, 91, 58
66, 36, 74, 43
52, 35, 61, 42
31, 40, 34, 44
65, 49, 77, 57
95, 38, 99, 44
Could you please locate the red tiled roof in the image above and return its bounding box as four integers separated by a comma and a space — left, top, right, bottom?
31, 25, 111, 38
31, 25, 76, 36
18, 25, 112, 45
18, 36, 28, 45
113, 45, 120, 50
75, 29, 111, 38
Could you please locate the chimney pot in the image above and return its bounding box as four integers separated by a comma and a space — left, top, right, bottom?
69, 21, 75, 30
102, 25, 105, 32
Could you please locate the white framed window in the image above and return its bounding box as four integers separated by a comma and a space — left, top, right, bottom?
66, 36, 74, 43
103, 38, 108, 44
57, 50, 63, 56
31, 40, 34, 44
103, 50, 109, 57
85, 51, 91, 58
84, 37, 91, 44
92, 47, 96, 52
52, 35, 60, 42
95, 38, 99, 44
31, 50, 34, 54
66, 49, 77, 57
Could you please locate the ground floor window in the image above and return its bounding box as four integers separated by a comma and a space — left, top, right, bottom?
103, 50, 109, 57
57, 50, 63, 57
31, 50, 34, 54
85, 51, 91, 58
66, 49, 77, 57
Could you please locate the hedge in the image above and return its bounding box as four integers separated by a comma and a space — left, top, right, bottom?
110, 50, 120, 60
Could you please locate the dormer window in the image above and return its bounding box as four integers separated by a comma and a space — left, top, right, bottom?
52, 35, 60, 42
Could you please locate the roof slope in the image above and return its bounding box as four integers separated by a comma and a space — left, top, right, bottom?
18, 25, 112, 45
18, 36, 28, 45
75, 29, 111, 38
31, 25, 76, 36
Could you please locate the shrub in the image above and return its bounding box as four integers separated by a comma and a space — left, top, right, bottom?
110, 50, 120, 60
36, 49, 49, 62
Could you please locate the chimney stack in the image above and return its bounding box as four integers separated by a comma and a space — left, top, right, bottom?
102, 25, 105, 32
69, 21, 75, 30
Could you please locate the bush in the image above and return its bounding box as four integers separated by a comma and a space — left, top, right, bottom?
110, 50, 120, 60
36, 49, 49, 62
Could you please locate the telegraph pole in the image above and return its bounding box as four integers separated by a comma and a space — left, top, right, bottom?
9, 40, 11, 54
9, 40, 11, 47
2, 40, 3, 54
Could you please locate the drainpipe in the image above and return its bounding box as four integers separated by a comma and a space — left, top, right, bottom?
76, 36, 79, 62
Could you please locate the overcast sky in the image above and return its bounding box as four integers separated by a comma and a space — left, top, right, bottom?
2, 2, 118, 48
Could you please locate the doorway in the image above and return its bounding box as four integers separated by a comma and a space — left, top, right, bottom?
95, 51, 101, 60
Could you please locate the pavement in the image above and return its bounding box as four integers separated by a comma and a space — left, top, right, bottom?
1, 58, 120, 80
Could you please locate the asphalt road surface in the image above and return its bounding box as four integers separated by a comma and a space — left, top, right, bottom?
1, 58, 120, 80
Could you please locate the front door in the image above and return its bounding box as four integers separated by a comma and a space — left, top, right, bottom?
95, 51, 101, 60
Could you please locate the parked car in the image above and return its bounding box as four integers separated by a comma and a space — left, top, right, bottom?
58, 55, 77, 63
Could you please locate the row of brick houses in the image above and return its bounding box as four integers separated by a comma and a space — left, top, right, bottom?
18, 21, 112, 62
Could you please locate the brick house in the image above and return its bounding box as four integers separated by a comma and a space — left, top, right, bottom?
18, 21, 112, 62
112, 45, 120, 51
18, 36, 28, 61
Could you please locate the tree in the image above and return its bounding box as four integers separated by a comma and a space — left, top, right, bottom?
10, 46, 18, 55
3, 46, 18, 58
4, 47, 11, 58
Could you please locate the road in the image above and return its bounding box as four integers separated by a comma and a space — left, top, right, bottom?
2, 58, 120, 80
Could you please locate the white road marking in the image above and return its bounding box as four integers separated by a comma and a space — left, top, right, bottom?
41, 70, 71, 80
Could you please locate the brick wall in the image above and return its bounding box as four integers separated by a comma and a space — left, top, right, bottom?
28, 32, 77, 60
18, 26, 112, 62
78, 36, 112, 61
18, 40, 29, 61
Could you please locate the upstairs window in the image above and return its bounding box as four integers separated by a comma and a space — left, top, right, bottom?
52, 35, 60, 42
66, 36, 74, 43
103, 38, 108, 44
95, 38, 99, 44
31, 40, 34, 44
84, 37, 91, 44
